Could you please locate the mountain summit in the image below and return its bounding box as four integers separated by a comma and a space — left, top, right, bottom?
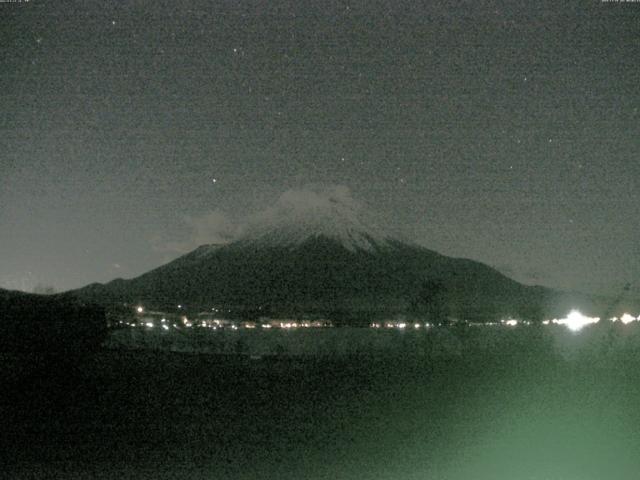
73, 186, 613, 323
237, 185, 394, 252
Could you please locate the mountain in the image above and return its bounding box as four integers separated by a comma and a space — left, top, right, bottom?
71, 186, 621, 323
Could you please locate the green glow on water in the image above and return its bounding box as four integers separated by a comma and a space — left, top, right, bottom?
6, 324, 640, 480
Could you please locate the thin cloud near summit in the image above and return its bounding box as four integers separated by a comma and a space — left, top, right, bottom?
156, 184, 384, 254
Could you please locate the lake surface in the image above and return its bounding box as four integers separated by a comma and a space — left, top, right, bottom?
3, 325, 640, 479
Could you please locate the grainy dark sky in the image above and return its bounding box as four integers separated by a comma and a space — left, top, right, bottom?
1, 0, 639, 295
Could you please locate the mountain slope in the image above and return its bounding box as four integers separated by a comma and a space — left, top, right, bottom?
71, 186, 623, 323
73, 234, 581, 323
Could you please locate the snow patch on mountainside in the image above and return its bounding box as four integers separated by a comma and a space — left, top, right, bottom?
239, 185, 394, 252
191, 243, 225, 258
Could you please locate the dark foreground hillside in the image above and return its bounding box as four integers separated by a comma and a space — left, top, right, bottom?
0, 289, 107, 382
3, 326, 640, 480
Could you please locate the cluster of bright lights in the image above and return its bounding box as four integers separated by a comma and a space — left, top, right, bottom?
197, 318, 227, 329
270, 321, 331, 329
468, 321, 500, 327
551, 310, 600, 332
129, 317, 335, 330
127, 305, 638, 333
370, 322, 432, 329
611, 313, 640, 325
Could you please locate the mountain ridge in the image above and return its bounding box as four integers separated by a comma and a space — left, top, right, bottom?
72, 232, 598, 324
70, 185, 636, 323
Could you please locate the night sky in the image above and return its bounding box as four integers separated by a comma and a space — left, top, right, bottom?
1, 0, 639, 296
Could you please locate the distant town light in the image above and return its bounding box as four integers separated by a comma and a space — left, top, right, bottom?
145, 322, 154, 328
556, 310, 599, 332
136, 306, 144, 314
620, 313, 637, 325
504, 319, 518, 327
162, 325, 169, 331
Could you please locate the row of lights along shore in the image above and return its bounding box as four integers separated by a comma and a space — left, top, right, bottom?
129, 306, 639, 333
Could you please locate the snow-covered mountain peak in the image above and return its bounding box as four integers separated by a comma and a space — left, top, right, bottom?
238, 185, 394, 252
